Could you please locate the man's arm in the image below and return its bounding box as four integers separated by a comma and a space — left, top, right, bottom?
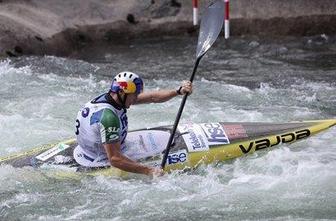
136, 81, 193, 104
136, 89, 178, 104
104, 142, 161, 176
100, 109, 162, 176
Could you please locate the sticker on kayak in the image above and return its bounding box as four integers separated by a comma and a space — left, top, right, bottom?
123, 130, 170, 160
36, 143, 70, 162
200, 123, 230, 145
178, 123, 209, 152
166, 149, 188, 165
222, 124, 248, 140
143, 149, 188, 167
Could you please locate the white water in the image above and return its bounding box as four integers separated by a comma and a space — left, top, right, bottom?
1, 36, 336, 220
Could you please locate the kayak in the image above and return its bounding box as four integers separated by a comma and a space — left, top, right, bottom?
0, 119, 335, 178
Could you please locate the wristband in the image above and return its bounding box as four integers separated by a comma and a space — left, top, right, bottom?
176, 86, 182, 95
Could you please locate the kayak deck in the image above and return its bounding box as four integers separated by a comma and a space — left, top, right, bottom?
0, 119, 335, 176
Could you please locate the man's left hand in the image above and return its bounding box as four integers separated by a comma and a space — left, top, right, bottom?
178, 81, 193, 95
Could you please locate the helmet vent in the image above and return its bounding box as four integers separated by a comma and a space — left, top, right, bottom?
129, 74, 133, 78
118, 74, 121, 78
124, 72, 127, 77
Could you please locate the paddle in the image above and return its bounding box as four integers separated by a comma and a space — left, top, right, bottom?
161, 0, 225, 169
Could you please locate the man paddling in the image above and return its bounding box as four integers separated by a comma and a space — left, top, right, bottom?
74, 71, 192, 176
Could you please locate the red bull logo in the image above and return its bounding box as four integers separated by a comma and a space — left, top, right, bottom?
118, 81, 128, 90
111, 80, 137, 94
118, 81, 136, 93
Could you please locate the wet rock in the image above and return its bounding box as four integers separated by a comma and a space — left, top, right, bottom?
150, 1, 181, 18
5, 51, 16, 57
0, 0, 335, 57
14, 45, 23, 54
126, 14, 137, 24
35, 36, 44, 42
170, 0, 181, 8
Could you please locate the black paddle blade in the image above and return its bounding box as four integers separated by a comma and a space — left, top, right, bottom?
196, 0, 225, 58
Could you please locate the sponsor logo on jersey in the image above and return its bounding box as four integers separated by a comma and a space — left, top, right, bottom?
109, 134, 119, 140
201, 123, 230, 145
107, 127, 120, 133
178, 123, 209, 152
81, 107, 90, 118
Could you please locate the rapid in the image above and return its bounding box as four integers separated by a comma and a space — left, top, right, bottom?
0, 35, 336, 220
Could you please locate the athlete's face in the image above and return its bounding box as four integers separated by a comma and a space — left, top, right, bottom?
124, 93, 138, 108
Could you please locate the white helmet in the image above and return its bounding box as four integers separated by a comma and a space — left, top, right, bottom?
110, 71, 144, 94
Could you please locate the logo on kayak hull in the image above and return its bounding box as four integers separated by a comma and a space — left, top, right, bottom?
167, 149, 188, 165
178, 123, 209, 152
239, 129, 311, 154
201, 123, 230, 145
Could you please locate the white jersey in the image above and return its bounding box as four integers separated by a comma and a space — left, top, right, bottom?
74, 93, 127, 167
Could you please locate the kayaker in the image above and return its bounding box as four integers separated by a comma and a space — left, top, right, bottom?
74, 71, 193, 176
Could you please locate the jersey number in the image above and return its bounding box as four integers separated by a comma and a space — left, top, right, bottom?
75, 119, 80, 135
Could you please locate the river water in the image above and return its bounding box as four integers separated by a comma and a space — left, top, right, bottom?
0, 35, 336, 220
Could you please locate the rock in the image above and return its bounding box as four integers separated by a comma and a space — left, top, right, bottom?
0, 0, 335, 57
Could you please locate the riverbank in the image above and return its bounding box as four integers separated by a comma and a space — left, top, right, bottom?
1, 0, 335, 57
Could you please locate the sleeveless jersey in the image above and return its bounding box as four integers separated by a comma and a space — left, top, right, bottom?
75, 93, 128, 165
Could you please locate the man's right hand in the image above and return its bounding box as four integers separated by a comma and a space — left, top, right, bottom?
149, 167, 164, 177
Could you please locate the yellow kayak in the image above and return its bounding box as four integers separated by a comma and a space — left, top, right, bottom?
1, 119, 335, 178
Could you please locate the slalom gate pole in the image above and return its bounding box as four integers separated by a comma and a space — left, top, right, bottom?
224, 0, 230, 39
193, 0, 198, 26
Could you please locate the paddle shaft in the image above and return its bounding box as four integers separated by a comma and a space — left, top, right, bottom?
160, 0, 225, 169
161, 56, 202, 169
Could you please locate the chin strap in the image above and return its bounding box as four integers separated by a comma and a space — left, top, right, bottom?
117, 92, 127, 110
